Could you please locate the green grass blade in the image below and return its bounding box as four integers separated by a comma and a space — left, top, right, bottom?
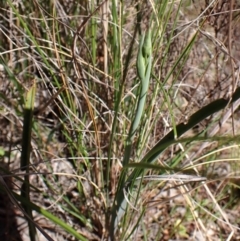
128, 86, 240, 180
111, 85, 240, 236
20, 81, 36, 241
14, 191, 88, 241
21, 81, 36, 170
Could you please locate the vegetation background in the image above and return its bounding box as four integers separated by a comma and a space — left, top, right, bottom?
0, 0, 240, 240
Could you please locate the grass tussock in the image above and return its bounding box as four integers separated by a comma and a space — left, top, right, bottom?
0, 0, 240, 240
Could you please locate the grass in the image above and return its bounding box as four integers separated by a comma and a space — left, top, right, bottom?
0, 0, 240, 240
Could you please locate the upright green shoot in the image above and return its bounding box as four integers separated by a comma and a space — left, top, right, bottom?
20, 81, 36, 241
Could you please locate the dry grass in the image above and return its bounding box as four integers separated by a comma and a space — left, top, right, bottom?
0, 0, 240, 240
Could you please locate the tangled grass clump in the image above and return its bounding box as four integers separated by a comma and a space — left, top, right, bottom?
0, 0, 240, 240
